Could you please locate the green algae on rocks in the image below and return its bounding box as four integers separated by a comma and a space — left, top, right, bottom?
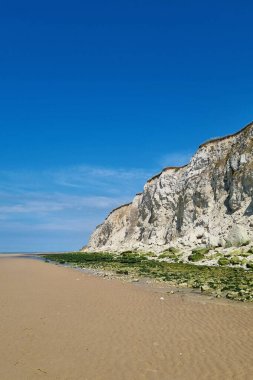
42, 252, 253, 302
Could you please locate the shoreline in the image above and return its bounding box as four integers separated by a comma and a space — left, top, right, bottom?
2, 252, 251, 308
40, 251, 253, 303
1, 252, 253, 304
44, 258, 253, 307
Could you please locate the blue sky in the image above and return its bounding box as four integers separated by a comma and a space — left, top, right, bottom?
0, 0, 253, 251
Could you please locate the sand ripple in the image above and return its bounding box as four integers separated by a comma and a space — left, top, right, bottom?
0, 258, 252, 380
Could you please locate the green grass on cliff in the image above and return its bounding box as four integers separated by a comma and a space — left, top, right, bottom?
42, 252, 253, 302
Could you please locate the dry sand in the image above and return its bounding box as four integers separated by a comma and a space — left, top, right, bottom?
0, 256, 252, 380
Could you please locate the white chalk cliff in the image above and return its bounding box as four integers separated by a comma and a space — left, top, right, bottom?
84, 122, 253, 253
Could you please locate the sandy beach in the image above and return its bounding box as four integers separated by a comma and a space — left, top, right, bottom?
0, 256, 252, 380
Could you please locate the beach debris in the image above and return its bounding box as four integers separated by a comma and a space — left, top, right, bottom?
160, 297, 165, 301
37, 368, 47, 374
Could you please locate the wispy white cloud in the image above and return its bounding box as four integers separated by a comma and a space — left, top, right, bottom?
159, 151, 193, 167
0, 164, 153, 251
0, 194, 127, 216
0, 217, 99, 232
52, 165, 151, 193
0, 165, 151, 194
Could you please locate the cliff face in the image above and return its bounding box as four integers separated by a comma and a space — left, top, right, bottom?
84, 122, 253, 253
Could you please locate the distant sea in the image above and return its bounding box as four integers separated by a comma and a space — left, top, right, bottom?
0, 251, 67, 255
0, 252, 53, 256
0, 252, 37, 255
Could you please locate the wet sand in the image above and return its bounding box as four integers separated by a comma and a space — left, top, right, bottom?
0, 257, 252, 380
